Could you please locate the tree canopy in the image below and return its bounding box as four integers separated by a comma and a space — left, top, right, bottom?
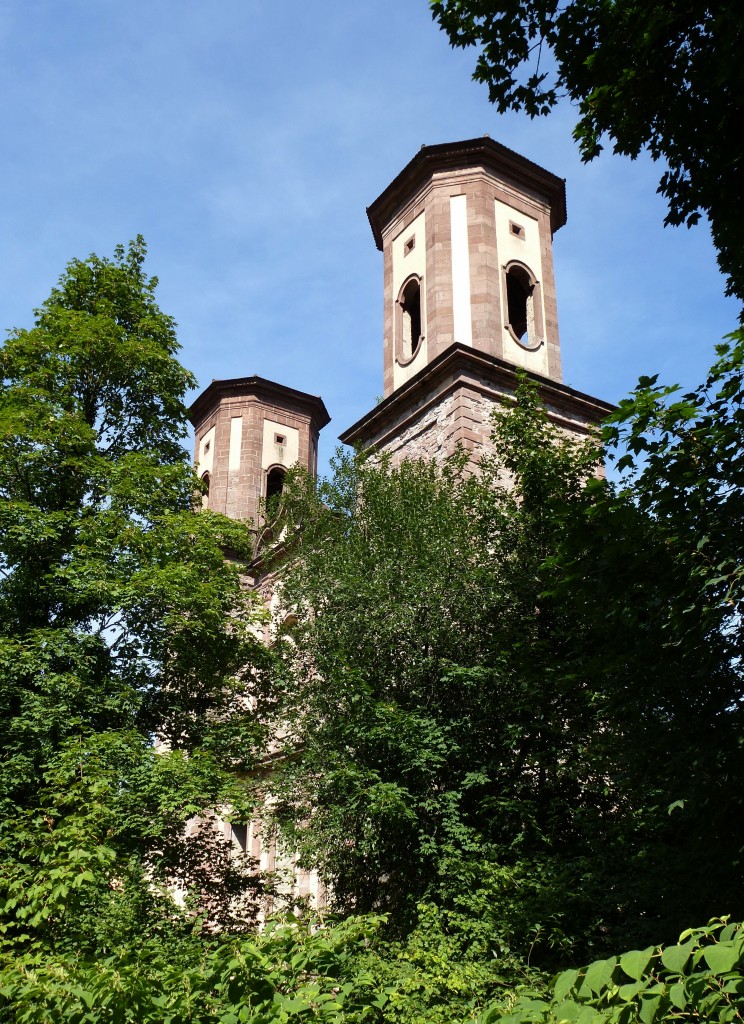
267, 358, 744, 970
0, 241, 742, 1023
0, 238, 270, 956
430, 0, 744, 303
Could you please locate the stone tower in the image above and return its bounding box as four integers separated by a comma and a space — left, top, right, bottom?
184, 138, 613, 910
188, 376, 330, 909
340, 137, 612, 460
189, 375, 330, 526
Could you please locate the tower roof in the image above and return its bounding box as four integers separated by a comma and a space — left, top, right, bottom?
366, 137, 567, 250
189, 374, 330, 430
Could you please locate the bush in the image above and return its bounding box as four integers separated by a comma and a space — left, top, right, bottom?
483, 919, 744, 1024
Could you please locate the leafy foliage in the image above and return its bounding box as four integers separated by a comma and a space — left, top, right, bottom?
0, 914, 389, 1023
358, 886, 544, 1024
0, 239, 269, 950
268, 395, 596, 938
266, 373, 743, 967
482, 919, 744, 1024
604, 328, 744, 638
430, 0, 744, 301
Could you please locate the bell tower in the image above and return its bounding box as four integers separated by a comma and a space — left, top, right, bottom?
340, 137, 612, 461
373, 136, 565, 394
189, 376, 330, 527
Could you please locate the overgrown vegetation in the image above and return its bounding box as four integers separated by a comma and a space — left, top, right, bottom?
1, 251, 742, 1019
0, 240, 271, 979
482, 918, 744, 1024
0, 916, 389, 1023
268, 342, 744, 976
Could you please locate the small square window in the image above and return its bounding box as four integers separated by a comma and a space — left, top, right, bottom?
274, 433, 287, 446
404, 235, 415, 255
203, 439, 211, 454
510, 221, 525, 239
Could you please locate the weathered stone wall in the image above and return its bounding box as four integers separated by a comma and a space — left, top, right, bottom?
341, 347, 612, 472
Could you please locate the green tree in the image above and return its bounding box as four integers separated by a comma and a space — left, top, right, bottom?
0, 238, 269, 952
429, 0, 744, 302
266, 371, 743, 969
587, 330, 744, 927
604, 331, 744, 639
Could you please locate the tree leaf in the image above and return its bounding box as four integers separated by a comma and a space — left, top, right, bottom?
620, 949, 655, 981
703, 942, 740, 974
661, 941, 694, 975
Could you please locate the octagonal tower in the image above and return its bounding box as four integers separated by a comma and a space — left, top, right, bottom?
341, 137, 612, 462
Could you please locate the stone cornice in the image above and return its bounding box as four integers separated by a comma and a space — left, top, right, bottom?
366, 137, 567, 250
189, 375, 331, 431
339, 344, 615, 449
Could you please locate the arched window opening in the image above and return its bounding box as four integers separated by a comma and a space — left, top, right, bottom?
400, 277, 422, 360
266, 466, 286, 503
506, 265, 531, 342
200, 472, 210, 510
504, 262, 543, 350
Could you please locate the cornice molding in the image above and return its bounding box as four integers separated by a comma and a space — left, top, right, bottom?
367, 137, 567, 250
339, 343, 614, 448
189, 375, 331, 431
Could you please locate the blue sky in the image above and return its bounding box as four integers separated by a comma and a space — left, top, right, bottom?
1, 0, 738, 473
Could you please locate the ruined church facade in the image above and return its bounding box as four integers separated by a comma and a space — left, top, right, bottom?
188, 138, 613, 898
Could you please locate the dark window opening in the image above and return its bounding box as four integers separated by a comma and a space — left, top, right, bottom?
232, 823, 248, 852
266, 467, 285, 502
400, 278, 422, 359
200, 472, 210, 509
506, 266, 531, 341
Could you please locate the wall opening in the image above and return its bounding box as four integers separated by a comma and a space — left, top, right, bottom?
506, 265, 530, 341
231, 823, 248, 853
266, 466, 286, 503
504, 262, 543, 350
200, 471, 210, 510
398, 276, 423, 362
